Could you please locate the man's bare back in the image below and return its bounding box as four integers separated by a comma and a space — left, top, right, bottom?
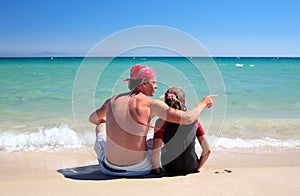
104, 92, 154, 165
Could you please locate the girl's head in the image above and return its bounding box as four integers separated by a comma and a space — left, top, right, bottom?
164, 87, 187, 111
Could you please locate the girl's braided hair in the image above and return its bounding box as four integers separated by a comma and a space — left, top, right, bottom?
164, 87, 186, 111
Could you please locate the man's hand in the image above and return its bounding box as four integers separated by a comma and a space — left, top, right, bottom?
201, 95, 217, 108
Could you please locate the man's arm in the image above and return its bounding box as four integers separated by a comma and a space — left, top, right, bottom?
150, 95, 216, 125
89, 98, 110, 125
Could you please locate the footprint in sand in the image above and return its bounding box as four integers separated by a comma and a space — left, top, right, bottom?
224, 169, 232, 173
214, 169, 232, 174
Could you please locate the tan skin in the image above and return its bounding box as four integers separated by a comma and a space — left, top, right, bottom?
89, 75, 215, 166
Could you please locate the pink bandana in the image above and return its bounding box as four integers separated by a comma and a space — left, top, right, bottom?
123, 64, 156, 81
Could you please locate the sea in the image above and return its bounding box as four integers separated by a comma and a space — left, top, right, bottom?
0, 57, 300, 152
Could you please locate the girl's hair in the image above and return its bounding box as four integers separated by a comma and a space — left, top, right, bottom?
164, 87, 186, 111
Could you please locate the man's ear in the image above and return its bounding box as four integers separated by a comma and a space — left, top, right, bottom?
140, 79, 148, 86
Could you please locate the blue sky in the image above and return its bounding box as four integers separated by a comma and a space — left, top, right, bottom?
1, 0, 299, 57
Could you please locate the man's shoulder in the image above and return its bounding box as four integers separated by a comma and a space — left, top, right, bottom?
150, 98, 167, 107
110, 92, 131, 101
134, 93, 167, 110
136, 93, 157, 102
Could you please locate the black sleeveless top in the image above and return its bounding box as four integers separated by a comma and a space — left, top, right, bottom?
160, 122, 199, 174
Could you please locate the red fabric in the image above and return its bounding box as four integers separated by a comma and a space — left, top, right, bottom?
154, 120, 205, 140
153, 122, 166, 139
195, 120, 205, 137
154, 128, 164, 139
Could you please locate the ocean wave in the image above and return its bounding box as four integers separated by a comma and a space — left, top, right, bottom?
1, 125, 300, 152
0, 124, 83, 152
212, 136, 300, 148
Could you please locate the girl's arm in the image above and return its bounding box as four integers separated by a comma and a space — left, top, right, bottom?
151, 119, 165, 173
151, 138, 163, 173
197, 135, 211, 170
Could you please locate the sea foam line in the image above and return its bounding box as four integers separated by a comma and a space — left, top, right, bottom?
1, 126, 300, 152
212, 136, 300, 148
0, 124, 83, 152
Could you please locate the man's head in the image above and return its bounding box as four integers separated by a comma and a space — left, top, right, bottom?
124, 64, 157, 95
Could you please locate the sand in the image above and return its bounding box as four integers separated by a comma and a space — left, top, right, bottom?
1, 148, 300, 196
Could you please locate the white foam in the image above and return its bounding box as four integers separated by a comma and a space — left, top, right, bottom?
235, 63, 243, 67
0, 124, 83, 152
213, 137, 300, 148
2, 125, 299, 152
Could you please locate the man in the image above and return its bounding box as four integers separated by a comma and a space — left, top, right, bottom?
89, 64, 215, 176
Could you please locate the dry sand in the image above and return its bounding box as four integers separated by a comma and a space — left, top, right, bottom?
1, 148, 300, 196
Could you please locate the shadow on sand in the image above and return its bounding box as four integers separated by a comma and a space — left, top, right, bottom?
57, 165, 191, 181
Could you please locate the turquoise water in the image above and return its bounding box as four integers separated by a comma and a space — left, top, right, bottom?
0, 57, 299, 151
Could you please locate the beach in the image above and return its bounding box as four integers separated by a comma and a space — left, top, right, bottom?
1, 57, 300, 195
2, 0, 300, 194
1, 148, 300, 196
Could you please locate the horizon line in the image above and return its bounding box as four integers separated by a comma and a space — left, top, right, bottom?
1, 56, 300, 58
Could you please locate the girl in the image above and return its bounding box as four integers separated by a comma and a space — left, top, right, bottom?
152, 87, 211, 174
